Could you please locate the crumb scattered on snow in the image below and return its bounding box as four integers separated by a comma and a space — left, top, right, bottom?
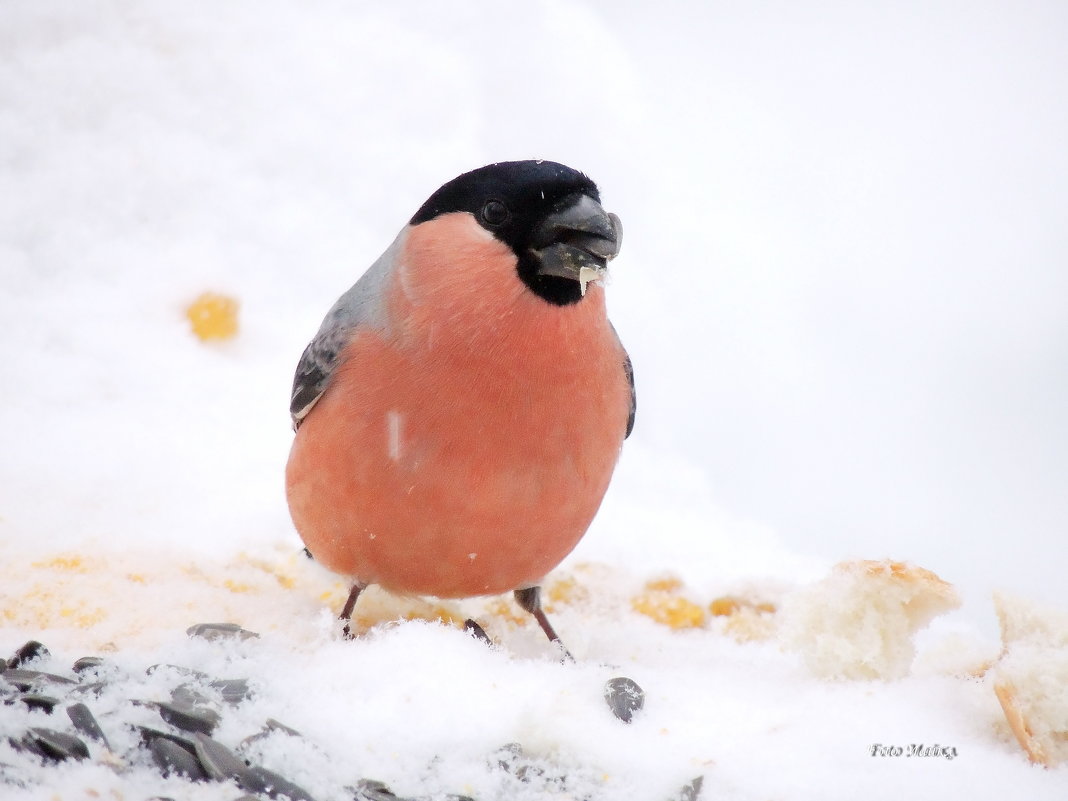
781, 560, 961, 680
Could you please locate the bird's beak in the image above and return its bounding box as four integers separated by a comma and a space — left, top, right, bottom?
529, 194, 622, 296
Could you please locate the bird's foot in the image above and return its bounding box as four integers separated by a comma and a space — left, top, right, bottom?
338, 582, 366, 642
514, 586, 575, 662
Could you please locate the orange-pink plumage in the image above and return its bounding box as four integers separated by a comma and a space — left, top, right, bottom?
285, 160, 633, 651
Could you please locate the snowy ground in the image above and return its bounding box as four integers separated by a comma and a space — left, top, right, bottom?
2, 1, 1067, 799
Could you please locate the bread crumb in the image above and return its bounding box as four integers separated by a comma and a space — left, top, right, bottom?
782, 559, 960, 680
708, 595, 779, 642
990, 592, 1068, 767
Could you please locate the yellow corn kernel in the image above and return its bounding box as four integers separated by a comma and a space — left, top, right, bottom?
644, 575, 684, 593
32, 555, 88, 572
632, 593, 706, 629
186, 292, 239, 341
710, 596, 741, 617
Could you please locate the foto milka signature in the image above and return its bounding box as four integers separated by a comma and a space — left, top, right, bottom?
870, 744, 958, 760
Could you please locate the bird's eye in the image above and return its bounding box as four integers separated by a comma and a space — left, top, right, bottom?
480, 200, 509, 226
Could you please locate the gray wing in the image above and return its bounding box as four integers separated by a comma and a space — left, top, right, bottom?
289, 328, 350, 427
289, 230, 405, 429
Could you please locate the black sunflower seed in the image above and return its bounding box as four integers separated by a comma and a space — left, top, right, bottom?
136, 726, 199, 757
265, 717, 301, 737
2, 669, 77, 691
462, 619, 491, 644
148, 736, 207, 781
157, 701, 221, 735
146, 664, 210, 680
672, 775, 704, 801
186, 623, 260, 641
192, 732, 254, 783
71, 656, 106, 674
171, 683, 211, 707
352, 778, 399, 799
210, 678, 252, 705
19, 694, 60, 713
239, 718, 302, 752
8, 641, 49, 669
8, 734, 50, 760
67, 703, 110, 749
241, 765, 316, 800
604, 676, 645, 723
70, 681, 107, 697
27, 728, 89, 762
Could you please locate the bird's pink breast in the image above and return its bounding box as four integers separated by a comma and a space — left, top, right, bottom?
285, 214, 629, 598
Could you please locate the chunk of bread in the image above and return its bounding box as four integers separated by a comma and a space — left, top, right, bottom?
782, 560, 960, 680
991, 592, 1068, 767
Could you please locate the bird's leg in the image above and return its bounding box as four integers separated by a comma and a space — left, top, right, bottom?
339, 582, 367, 640
514, 586, 574, 661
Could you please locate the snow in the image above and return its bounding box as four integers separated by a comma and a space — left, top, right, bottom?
2, 1, 1067, 799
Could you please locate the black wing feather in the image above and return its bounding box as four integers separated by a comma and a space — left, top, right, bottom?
608, 320, 635, 439
623, 348, 636, 439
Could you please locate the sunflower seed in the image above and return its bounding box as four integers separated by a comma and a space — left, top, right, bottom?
27, 728, 89, 762
71, 656, 106, 674
671, 775, 704, 801
19, 694, 60, 713
2, 669, 76, 691
8, 641, 49, 669
146, 664, 210, 680
171, 683, 211, 707
67, 703, 110, 749
136, 726, 199, 757
211, 678, 252, 705
241, 765, 316, 800
157, 701, 221, 735
149, 737, 207, 781
192, 732, 254, 783
186, 623, 260, 641
352, 778, 400, 800
604, 676, 645, 723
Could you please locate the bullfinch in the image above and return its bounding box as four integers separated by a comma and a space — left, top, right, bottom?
285, 160, 634, 655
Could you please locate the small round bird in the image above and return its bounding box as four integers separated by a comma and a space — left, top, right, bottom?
285, 160, 635, 655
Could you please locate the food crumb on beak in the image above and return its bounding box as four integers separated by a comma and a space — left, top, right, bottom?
579, 266, 604, 296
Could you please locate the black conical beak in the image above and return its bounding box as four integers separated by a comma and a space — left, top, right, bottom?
529, 194, 622, 295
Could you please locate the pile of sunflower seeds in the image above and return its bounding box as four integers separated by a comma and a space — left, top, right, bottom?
1, 625, 699, 801
0, 625, 467, 801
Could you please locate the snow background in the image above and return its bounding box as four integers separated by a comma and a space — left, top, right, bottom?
2, 0, 1067, 798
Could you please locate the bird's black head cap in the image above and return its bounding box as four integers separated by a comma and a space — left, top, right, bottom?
411, 160, 605, 306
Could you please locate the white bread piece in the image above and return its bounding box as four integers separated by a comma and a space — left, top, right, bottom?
991, 592, 1068, 767
782, 560, 960, 680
